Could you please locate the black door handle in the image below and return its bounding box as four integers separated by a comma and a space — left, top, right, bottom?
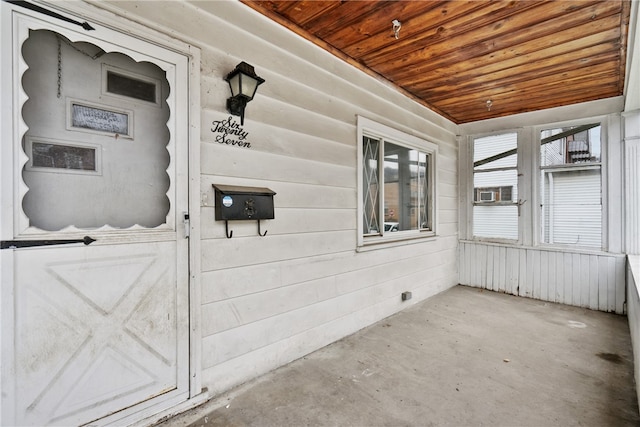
1, 236, 96, 249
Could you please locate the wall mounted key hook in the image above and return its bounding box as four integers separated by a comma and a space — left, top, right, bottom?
224, 220, 268, 238
258, 220, 268, 237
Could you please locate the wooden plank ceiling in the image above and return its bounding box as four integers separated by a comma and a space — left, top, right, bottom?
241, 0, 631, 124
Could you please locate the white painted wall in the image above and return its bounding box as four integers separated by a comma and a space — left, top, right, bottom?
623, 1, 640, 401
625, 110, 640, 254
4, 1, 637, 423
625, 0, 639, 112
86, 0, 459, 398
627, 256, 640, 410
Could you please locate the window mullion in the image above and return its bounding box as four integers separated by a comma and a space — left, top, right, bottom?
417, 156, 423, 230
378, 138, 385, 236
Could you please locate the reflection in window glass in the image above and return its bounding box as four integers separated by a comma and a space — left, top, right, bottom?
540, 124, 602, 248
473, 133, 518, 240
362, 135, 432, 238
383, 142, 429, 232
541, 124, 601, 166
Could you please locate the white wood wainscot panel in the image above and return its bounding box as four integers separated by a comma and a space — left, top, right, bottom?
459, 241, 625, 314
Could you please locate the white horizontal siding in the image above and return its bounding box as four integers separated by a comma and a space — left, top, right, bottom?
473, 132, 517, 169
542, 140, 564, 166
473, 205, 518, 240
474, 169, 518, 190
543, 169, 602, 248
459, 241, 625, 314
201, 248, 457, 362
97, 0, 460, 400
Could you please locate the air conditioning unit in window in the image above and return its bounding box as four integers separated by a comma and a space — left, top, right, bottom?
479, 191, 495, 202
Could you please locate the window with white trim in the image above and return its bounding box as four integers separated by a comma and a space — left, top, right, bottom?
358, 117, 437, 245
473, 132, 519, 240
540, 123, 602, 248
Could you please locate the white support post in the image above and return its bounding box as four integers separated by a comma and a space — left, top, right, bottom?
624, 110, 640, 255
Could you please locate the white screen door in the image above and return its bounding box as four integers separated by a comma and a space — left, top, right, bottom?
1, 7, 190, 426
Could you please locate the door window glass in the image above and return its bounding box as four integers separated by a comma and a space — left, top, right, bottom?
21, 30, 170, 231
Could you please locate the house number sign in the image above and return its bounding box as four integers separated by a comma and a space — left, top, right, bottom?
211, 116, 252, 149
72, 103, 129, 135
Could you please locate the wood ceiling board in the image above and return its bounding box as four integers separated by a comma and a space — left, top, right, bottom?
358, 0, 548, 68
430, 56, 623, 112
433, 64, 622, 112
328, 1, 447, 53
390, 7, 623, 86
242, 0, 630, 124
413, 40, 622, 101
268, 1, 341, 26
442, 71, 621, 110
372, 1, 619, 79
302, 2, 391, 40
617, 0, 633, 93
448, 83, 621, 123
398, 49, 621, 106
337, 1, 491, 56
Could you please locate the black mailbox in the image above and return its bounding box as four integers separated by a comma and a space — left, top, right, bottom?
213, 184, 276, 220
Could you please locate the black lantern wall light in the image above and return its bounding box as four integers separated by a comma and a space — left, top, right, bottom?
224, 61, 265, 125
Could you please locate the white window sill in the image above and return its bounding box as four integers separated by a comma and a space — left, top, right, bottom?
460, 239, 622, 257
357, 232, 437, 252
629, 255, 640, 300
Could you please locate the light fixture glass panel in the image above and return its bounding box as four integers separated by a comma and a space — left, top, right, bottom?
240, 75, 259, 100
228, 73, 241, 97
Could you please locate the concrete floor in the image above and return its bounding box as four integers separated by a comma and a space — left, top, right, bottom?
163, 285, 640, 427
